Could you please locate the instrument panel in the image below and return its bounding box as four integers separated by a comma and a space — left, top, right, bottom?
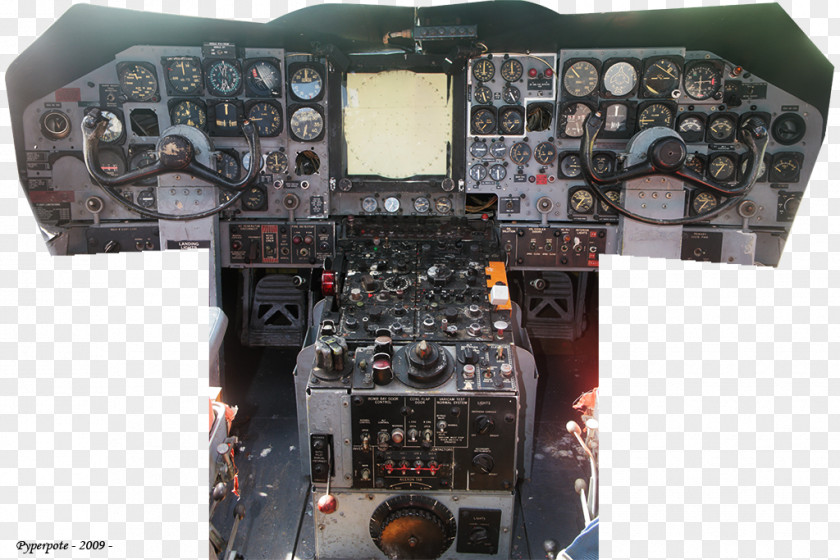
10, 5, 828, 267
20, 44, 330, 228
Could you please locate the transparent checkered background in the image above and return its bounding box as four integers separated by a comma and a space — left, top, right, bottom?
0, 1, 836, 559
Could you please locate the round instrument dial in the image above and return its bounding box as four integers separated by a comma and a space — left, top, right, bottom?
472, 59, 495, 82
533, 142, 557, 166
469, 141, 488, 158
215, 152, 240, 181
692, 192, 718, 214
119, 63, 157, 102
489, 141, 506, 159
499, 108, 524, 135
137, 188, 156, 208
165, 58, 202, 95
771, 113, 806, 145
469, 164, 487, 182
242, 185, 267, 211
471, 108, 496, 135
246, 60, 282, 96
684, 62, 721, 100
569, 189, 594, 213
677, 114, 705, 142
289, 107, 324, 142
265, 151, 289, 175
563, 60, 598, 97
170, 99, 206, 129
642, 58, 680, 96
98, 110, 124, 144
98, 149, 125, 177
474, 85, 492, 105
637, 103, 674, 130
206, 60, 241, 97
708, 154, 736, 182
435, 197, 453, 214
362, 196, 378, 213
599, 189, 621, 215
509, 142, 532, 165
603, 61, 637, 97
592, 153, 615, 175
560, 103, 592, 138
771, 154, 801, 182
290, 66, 323, 101
242, 152, 264, 172
685, 154, 706, 176
384, 197, 400, 213
603, 103, 629, 134
488, 164, 506, 181
500, 59, 523, 82
560, 154, 582, 178
129, 150, 158, 186
413, 197, 431, 213
40, 111, 71, 140
708, 114, 736, 142
502, 86, 521, 104
248, 102, 282, 136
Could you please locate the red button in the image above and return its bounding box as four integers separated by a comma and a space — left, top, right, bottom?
304, 235, 313, 245
545, 68, 554, 77
293, 235, 302, 244
528, 68, 538, 78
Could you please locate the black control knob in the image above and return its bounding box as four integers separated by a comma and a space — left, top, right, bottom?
474, 415, 495, 435
472, 453, 495, 474
444, 307, 459, 322
469, 527, 490, 545
462, 347, 478, 365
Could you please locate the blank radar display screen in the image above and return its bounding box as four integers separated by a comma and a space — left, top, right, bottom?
343, 70, 453, 179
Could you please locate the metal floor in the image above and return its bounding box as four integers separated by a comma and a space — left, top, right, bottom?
212, 322, 598, 560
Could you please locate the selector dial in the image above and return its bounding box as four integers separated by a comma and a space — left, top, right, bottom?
369, 496, 457, 560
472, 453, 495, 474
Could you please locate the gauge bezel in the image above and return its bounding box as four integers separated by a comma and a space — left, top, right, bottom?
636, 100, 677, 132
600, 57, 641, 99
568, 186, 595, 215
287, 61, 326, 102
413, 196, 431, 214
214, 150, 242, 182
128, 146, 159, 186
639, 55, 684, 99
203, 58, 243, 98
471, 57, 496, 83
706, 152, 737, 183
509, 142, 532, 165
434, 197, 453, 214
498, 106, 525, 136
769, 152, 804, 183
136, 188, 157, 209
500, 57, 524, 83
265, 150, 290, 175
241, 184, 268, 211
597, 188, 621, 218
168, 98, 208, 130
469, 140, 489, 159
684, 153, 707, 178
557, 100, 595, 139
705, 112, 738, 144
245, 99, 284, 137
288, 104, 326, 142
533, 141, 558, 166
208, 99, 245, 137
84, 107, 125, 145
770, 112, 807, 145
596, 101, 636, 139
690, 191, 719, 216
39, 110, 72, 141
117, 61, 160, 103
591, 151, 616, 176
96, 147, 127, 179
682, 59, 724, 101
559, 152, 584, 179
161, 56, 203, 96
676, 112, 707, 143
243, 58, 283, 98
470, 106, 498, 136
473, 84, 493, 105
561, 58, 601, 100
